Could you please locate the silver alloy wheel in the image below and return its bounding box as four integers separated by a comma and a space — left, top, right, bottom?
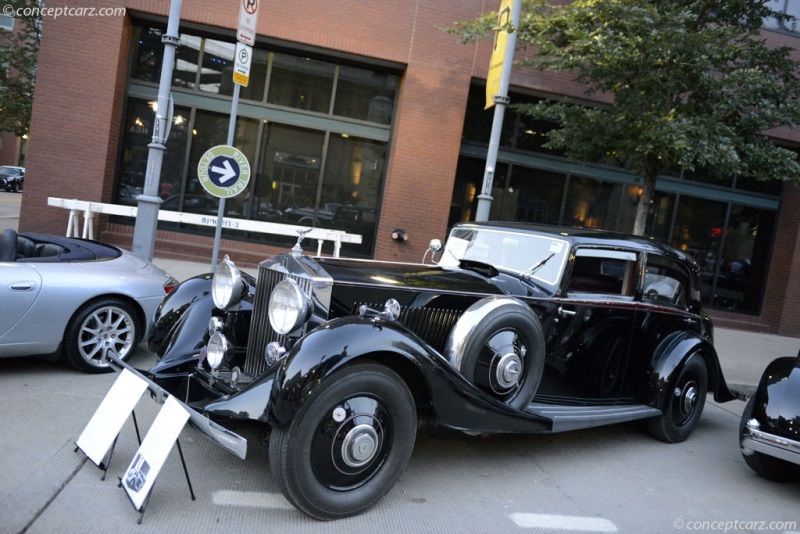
77, 305, 136, 365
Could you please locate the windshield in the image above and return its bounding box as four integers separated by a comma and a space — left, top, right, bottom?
439, 227, 570, 286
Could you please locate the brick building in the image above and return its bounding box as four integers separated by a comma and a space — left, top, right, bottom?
17, 0, 800, 335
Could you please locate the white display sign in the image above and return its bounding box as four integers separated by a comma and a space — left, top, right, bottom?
75, 368, 148, 467
122, 395, 190, 511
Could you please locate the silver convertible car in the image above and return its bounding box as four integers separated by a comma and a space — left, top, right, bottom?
0, 229, 177, 373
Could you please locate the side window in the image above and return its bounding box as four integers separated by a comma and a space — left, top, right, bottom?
643, 256, 690, 308
567, 249, 637, 297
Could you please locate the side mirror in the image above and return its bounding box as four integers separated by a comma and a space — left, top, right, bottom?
423, 239, 443, 264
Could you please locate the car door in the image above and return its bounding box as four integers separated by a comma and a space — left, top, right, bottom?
622, 253, 699, 398
541, 247, 641, 400
0, 263, 43, 352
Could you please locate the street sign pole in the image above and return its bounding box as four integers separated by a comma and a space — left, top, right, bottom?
475, 0, 520, 222
209, 0, 259, 269
131, 0, 182, 260
210, 83, 241, 269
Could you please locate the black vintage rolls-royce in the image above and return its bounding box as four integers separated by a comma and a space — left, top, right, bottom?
138, 222, 737, 519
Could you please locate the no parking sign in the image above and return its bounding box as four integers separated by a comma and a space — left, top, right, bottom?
197, 145, 251, 198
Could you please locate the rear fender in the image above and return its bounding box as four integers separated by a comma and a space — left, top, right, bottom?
650, 331, 736, 410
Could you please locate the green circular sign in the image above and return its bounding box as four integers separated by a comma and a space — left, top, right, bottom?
197, 145, 251, 199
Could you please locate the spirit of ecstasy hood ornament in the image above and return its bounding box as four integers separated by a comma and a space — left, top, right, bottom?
291, 227, 313, 257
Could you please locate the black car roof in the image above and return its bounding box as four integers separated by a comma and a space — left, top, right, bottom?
452, 221, 693, 263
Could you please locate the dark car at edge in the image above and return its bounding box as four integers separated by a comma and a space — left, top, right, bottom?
739, 349, 800, 482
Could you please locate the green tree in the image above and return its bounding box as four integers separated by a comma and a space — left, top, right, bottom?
0, 0, 41, 137
451, 0, 800, 235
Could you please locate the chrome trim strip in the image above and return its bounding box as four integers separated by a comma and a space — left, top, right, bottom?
106, 354, 248, 460
741, 428, 800, 467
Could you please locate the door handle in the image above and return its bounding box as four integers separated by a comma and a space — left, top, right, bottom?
9, 282, 36, 291
558, 306, 577, 317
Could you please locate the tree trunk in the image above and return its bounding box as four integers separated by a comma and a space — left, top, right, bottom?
632, 165, 658, 236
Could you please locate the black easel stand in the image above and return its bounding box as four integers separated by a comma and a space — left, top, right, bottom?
117, 437, 196, 525
75, 410, 142, 480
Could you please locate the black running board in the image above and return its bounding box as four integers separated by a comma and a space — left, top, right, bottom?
525, 403, 662, 433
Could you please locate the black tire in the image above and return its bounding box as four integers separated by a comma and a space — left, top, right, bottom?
269, 364, 416, 520
648, 354, 708, 443
458, 305, 545, 410
9, 180, 19, 193
62, 298, 141, 373
740, 398, 800, 482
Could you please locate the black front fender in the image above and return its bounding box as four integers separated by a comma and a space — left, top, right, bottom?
750, 356, 800, 440
269, 317, 428, 425
267, 316, 550, 433
148, 272, 256, 377
148, 274, 216, 374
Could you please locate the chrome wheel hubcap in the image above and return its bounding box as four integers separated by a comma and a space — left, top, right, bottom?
341, 424, 379, 468
496, 352, 522, 389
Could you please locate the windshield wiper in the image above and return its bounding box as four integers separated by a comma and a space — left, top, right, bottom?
522, 253, 555, 279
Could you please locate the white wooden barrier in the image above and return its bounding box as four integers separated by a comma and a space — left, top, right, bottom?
47, 197, 361, 258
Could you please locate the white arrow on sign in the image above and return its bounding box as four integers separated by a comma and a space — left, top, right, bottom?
211, 159, 236, 183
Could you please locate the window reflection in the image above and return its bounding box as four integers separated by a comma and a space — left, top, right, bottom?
116, 98, 190, 206
267, 53, 334, 113
174, 35, 202, 89
131, 27, 163, 83
130, 24, 398, 124
121, 24, 397, 257
333, 66, 398, 124
564, 177, 634, 230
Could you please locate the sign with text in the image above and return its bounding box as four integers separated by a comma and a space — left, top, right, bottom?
233, 42, 253, 87
237, 0, 259, 46
197, 145, 251, 198
122, 395, 190, 511
75, 368, 148, 467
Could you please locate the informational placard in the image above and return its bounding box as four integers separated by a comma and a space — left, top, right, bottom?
75, 368, 148, 467
122, 396, 190, 511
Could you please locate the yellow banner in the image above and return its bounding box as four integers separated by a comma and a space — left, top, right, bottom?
486, 0, 514, 109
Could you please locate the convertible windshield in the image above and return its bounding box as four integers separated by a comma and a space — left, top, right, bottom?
439, 227, 570, 285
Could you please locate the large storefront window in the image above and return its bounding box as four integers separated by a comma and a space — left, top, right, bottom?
267, 53, 335, 113
117, 23, 397, 258
453, 83, 782, 315
116, 99, 190, 205
673, 200, 776, 313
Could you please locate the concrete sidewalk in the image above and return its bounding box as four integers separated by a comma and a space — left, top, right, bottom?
150, 256, 799, 393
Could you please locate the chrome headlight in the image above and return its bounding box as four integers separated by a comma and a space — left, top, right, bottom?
206, 331, 229, 370
212, 255, 244, 311
268, 278, 310, 335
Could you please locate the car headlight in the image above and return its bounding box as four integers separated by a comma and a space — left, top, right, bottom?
206, 331, 229, 370
212, 255, 244, 310
268, 279, 310, 335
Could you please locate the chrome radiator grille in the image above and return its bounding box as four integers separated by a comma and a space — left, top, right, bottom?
354, 303, 463, 354
244, 264, 313, 378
